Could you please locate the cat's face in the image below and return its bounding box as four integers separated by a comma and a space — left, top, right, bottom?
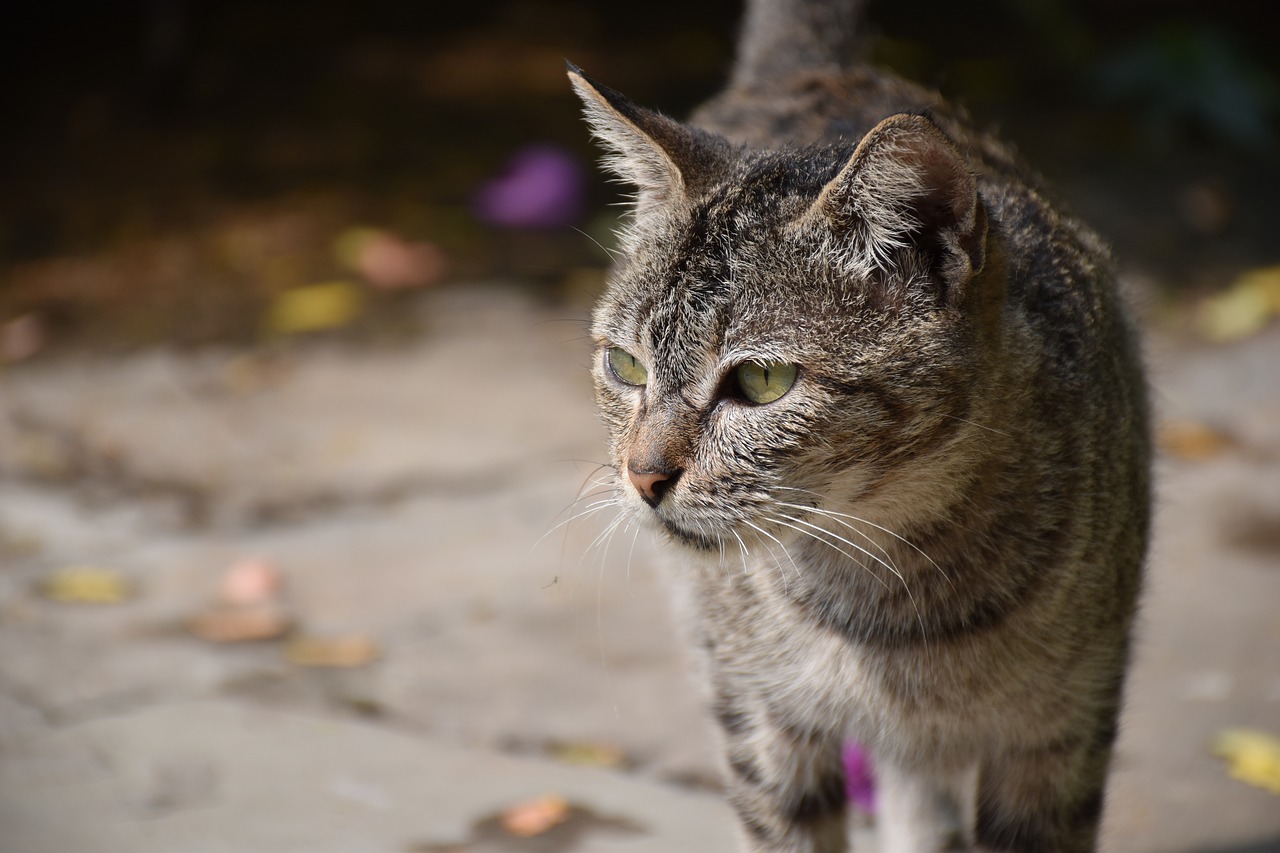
591, 164, 976, 553
572, 67, 989, 554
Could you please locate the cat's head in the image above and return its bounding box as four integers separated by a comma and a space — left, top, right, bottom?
569, 65, 998, 552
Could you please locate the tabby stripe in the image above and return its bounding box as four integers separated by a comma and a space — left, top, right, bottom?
729, 754, 763, 786
799, 552, 1053, 647
783, 772, 847, 825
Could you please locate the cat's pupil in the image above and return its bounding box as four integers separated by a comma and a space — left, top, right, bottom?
735, 361, 798, 405
606, 346, 648, 386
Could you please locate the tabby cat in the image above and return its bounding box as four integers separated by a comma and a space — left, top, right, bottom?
568, 0, 1150, 850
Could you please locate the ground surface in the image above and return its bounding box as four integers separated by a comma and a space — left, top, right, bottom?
1, 282, 1278, 852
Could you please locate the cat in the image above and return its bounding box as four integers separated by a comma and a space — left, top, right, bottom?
567, 0, 1150, 850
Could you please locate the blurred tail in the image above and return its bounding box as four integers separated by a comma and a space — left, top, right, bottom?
731, 0, 866, 87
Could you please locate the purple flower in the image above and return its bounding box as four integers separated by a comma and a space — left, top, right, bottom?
843, 741, 876, 814
472, 144, 586, 229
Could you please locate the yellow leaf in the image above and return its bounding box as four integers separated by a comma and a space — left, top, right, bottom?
1233, 264, 1280, 313
42, 566, 132, 604
1214, 728, 1280, 795
332, 227, 381, 271
1198, 264, 1280, 343
267, 282, 363, 334
552, 740, 626, 768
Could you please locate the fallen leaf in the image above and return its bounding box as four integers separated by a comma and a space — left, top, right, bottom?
1214, 728, 1280, 794
42, 566, 133, 604
267, 281, 363, 334
0, 530, 43, 558
500, 794, 570, 837
334, 227, 446, 291
1157, 421, 1235, 461
552, 741, 626, 768
1198, 264, 1280, 343
187, 605, 291, 643
332, 227, 381, 270
219, 354, 289, 395
1, 313, 46, 362
285, 633, 379, 667
219, 557, 284, 607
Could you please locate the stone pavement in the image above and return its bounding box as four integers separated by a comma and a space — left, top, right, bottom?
0, 283, 1277, 852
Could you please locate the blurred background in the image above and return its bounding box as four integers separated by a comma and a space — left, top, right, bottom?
1, 1, 1278, 851
1, 0, 1278, 348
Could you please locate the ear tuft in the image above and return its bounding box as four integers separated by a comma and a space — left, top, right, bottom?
567, 66, 725, 223
809, 115, 986, 298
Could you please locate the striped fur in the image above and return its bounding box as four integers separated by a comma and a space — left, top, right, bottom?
569, 1, 1149, 850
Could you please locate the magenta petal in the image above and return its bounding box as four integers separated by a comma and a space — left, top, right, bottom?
843, 741, 877, 814
472, 144, 586, 229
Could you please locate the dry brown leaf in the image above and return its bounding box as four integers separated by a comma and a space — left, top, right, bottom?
334, 227, 446, 291
284, 633, 379, 667
1, 314, 46, 362
1157, 421, 1235, 461
500, 794, 570, 837
187, 605, 291, 643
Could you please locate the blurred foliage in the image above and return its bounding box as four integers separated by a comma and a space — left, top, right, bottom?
1097, 25, 1276, 151
0, 0, 1276, 351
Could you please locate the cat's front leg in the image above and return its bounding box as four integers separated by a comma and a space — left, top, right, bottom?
972, 717, 1117, 853
711, 686, 849, 853
874, 760, 970, 852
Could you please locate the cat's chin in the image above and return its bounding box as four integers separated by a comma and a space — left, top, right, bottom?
655, 516, 721, 552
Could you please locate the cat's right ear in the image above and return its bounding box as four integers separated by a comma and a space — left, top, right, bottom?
803, 114, 987, 304
567, 63, 718, 219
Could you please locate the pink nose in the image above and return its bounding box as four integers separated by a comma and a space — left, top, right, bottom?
628, 466, 682, 507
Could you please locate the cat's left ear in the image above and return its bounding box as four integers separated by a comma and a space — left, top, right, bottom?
567, 63, 723, 220
806, 114, 987, 302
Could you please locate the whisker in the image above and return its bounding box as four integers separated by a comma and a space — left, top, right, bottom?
533, 499, 618, 551
774, 512, 906, 585
768, 512, 927, 637
763, 515, 892, 593
571, 225, 619, 262
937, 412, 1012, 438
554, 458, 619, 470
771, 500, 903, 576
587, 511, 628, 555
625, 521, 642, 593
590, 510, 628, 721
741, 519, 799, 595
770, 487, 952, 588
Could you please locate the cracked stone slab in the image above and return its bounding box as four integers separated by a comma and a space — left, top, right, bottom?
1, 285, 1279, 852
0, 285, 602, 526
0, 699, 738, 853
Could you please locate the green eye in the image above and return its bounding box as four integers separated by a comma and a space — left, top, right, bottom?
606, 347, 648, 386
735, 361, 798, 404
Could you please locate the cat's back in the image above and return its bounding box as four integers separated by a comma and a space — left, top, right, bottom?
691, 68, 1030, 187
